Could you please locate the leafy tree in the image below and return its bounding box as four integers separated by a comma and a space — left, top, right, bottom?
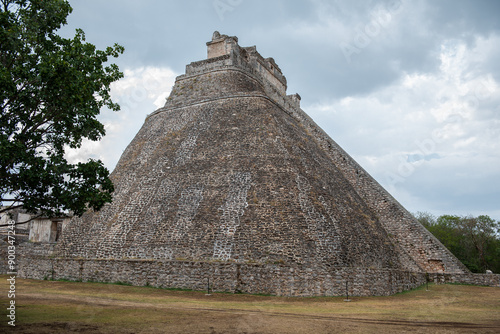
415, 212, 500, 273
414, 211, 436, 229
1, 0, 124, 220
458, 215, 499, 272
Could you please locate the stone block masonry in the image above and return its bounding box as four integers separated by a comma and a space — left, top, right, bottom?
11, 243, 500, 296
18, 255, 427, 297
212, 172, 252, 260
12, 31, 499, 296
15, 245, 499, 296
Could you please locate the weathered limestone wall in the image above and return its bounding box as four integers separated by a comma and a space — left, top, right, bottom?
188, 33, 469, 276
55, 93, 407, 274
159, 42, 467, 274
15, 244, 499, 295
28, 218, 70, 243
207, 32, 239, 59
280, 102, 470, 274
17, 255, 427, 297
185, 34, 287, 106
428, 272, 500, 286
28, 220, 52, 243
7, 243, 498, 296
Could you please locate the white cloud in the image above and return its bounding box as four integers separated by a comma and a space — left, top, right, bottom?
112, 66, 177, 111
57, 0, 500, 219
306, 34, 500, 217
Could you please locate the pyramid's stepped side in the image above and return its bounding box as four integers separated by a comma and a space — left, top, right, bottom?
279, 89, 470, 274
195, 34, 469, 274
56, 55, 405, 270
15, 32, 496, 296
196, 33, 469, 274
170, 32, 469, 275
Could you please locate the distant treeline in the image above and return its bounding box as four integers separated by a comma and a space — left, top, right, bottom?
414, 212, 500, 274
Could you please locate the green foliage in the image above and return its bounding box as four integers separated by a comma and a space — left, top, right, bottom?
415, 212, 500, 274
0, 0, 124, 217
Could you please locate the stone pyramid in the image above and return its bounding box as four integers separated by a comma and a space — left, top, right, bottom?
37, 32, 469, 296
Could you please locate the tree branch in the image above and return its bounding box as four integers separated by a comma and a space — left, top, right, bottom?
1, 0, 10, 13
0, 204, 23, 214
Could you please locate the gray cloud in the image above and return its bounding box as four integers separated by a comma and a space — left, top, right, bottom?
61, 0, 500, 220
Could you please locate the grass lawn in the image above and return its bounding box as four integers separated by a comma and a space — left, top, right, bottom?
0, 275, 499, 333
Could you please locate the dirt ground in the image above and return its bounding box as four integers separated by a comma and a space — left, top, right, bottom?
1, 275, 499, 333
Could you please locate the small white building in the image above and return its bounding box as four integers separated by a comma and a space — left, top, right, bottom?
0, 208, 71, 243
29, 216, 71, 243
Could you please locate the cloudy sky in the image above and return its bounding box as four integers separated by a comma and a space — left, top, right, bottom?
61, 0, 500, 220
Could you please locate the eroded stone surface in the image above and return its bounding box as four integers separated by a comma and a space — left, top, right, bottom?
14, 32, 479, 296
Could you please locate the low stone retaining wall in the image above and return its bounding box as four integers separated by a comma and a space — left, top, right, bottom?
429, 272, 500, 287
5, 244, 498, 296
15, 255, 428, 296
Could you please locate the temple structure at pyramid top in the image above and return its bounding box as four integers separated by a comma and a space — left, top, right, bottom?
205, 31, 293, 102
151, 31, 302, 119
14, 32, 499, 297
206, 31, 288, 95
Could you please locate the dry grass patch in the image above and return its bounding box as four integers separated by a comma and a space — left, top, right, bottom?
0, 275, 499, 333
